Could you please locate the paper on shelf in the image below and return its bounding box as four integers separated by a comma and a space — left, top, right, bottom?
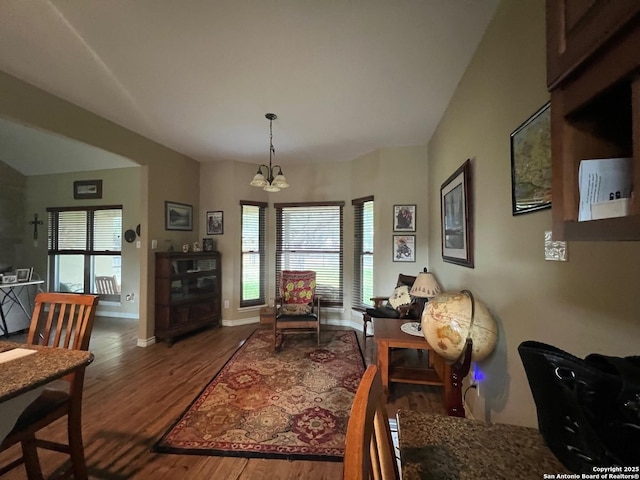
578, 157, 632, 221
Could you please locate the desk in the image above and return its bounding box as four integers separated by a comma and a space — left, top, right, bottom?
0, 341, 93, 442
374, 318, 459, 415
0, 280, 44, 337
397, 411, 569, 479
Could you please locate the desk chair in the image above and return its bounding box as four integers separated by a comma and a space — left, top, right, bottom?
343, 365, 400, 480
0, 292, 99, 480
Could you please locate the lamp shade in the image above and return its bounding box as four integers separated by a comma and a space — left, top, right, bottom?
250, 172, 268, 187
410, 271, 441, 298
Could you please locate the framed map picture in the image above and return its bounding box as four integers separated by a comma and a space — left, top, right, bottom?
510, 102, 551, 215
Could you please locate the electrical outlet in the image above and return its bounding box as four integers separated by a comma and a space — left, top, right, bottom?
151, 239, 157, 250
224, 300, 229, 309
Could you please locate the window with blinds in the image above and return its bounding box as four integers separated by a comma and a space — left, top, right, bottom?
240, 201, 267, 307
353, 196, 374, 310
275, 202, 344, 307
47, 206, 122, 300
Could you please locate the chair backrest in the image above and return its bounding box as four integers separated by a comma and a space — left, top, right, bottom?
27, 292, 100, 351
396, 273, 416, 289
343, 365, 400, 480
95, 275, 119, 295
279, 270, 316, 304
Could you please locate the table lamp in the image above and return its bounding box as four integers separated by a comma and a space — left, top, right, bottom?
410, 269, 442, 320
410, 269, 441, 299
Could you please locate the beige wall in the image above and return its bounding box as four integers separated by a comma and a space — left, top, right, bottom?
1, 70, 201, 343
199, 147, 430, 325
25, 167, 142, 319
427, 0, 640, 426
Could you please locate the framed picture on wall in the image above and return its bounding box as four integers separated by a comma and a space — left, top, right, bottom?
392, 235, 415, 262
206, 211, 223, 235
165, 201, 193, 231
441, 159, 474, 268
73, 180, 103, 199
510, 102, 552, 215
393, 205, 416, 232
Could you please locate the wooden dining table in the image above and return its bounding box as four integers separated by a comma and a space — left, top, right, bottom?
396, 410, 571, 479
0, 340, 93, 442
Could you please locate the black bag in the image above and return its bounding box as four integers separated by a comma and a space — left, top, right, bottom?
518, 340, 640, 473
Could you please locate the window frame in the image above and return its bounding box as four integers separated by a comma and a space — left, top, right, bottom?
274, 201, 345, 308
47, 205, 123, 301
353, 196, 374, 311
240, 200, 268, 308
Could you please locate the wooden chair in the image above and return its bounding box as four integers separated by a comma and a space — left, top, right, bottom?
343, 365, 400, 480
0, 292, 100, 480
94, 275, 119, 295
273, 270, 321, 351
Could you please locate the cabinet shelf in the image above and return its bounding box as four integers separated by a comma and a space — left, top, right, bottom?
548, 1, 640, 241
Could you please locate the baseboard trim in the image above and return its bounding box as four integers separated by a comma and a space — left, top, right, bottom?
97, 310, 139, 320
137, 336, 156, 347
221, 317, 260, 327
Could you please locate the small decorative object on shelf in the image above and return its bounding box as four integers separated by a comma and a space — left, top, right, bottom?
182, 244, 189, 253
202, 238, 215, 252
192, 241, 201, 252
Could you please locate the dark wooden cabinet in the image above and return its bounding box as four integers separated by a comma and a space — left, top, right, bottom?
155, 251, 221, 345
547, 0, 640, 240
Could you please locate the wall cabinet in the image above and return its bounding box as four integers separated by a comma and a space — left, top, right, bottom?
155, 251, 221, 345
547, 1, 640, 240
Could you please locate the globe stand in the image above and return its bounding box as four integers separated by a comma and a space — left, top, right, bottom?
448, 337, 473, 417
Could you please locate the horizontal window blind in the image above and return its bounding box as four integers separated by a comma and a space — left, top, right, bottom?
275, 202, 344, 307
240, 201, 267, 307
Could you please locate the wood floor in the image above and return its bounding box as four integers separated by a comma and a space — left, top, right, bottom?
1, 317, 444, 479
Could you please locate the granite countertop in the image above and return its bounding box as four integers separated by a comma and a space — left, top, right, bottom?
397, 410, 570, 479
0, 341, 93, 402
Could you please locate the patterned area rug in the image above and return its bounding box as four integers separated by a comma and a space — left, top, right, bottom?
153, 329, 366, 461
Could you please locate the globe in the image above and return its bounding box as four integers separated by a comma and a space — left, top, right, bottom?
421, 291, 498, 363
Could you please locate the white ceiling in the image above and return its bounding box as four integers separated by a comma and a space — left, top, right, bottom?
0, 0, 499, 175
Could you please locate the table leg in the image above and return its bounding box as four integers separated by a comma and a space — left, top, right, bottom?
0, 299, 8, 338
376, 339, 390, 400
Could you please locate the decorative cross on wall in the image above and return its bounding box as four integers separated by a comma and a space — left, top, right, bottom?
28, 213, 44, 240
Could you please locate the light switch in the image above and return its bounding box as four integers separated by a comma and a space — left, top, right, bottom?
151, 239, 158, 250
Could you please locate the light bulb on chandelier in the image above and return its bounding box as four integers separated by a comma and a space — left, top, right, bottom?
250, 113, 289, 192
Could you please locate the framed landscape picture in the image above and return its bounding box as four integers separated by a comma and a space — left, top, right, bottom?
74, 179, 103, 200
441, 159, 473, 268
165, 201, 193, 231
510, 102, 552, 215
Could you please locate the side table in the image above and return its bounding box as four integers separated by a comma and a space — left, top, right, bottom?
373, 317, 463, 416
259, 306, 276, 325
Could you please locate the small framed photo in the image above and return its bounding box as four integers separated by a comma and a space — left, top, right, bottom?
165, 201, 193, 231
441, 159, 474, 268
2, 275, 17, 284
510, 102, 551, 215
393, 235, 415, 262
202, 238, 215, 252
74, 180, 103, 200
393, 205, 416, 232
206, 211, 223, 235
16, 268, 32, 282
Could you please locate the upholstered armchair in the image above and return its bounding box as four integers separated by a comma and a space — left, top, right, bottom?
273, 270, 321, 351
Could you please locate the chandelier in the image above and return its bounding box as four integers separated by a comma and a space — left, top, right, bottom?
249, 113, 289, 192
